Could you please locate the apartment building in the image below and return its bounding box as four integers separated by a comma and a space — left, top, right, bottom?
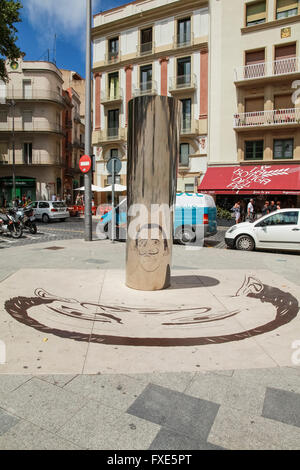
0, 59, 65, 202
92, 0, 209, 202
200, 0, 300, 208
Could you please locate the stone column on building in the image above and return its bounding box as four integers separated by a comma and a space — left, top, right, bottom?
159, 57, 169, 96
94, 72, 102, 130
125, 65, 133, 126
199, 50, 208, 120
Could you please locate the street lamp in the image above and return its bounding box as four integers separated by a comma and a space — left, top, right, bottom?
9, 99, 16, 202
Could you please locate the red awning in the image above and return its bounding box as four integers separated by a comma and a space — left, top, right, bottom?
198, 164, 300, 195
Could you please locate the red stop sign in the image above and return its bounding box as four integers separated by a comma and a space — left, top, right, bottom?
79, 155, 91, 173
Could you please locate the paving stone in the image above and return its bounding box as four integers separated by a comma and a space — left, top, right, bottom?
37, 375, 77, 388
0, 377, 87, 432
208, 405, 300, 450
0, 375, 32, 394
149, 428, 225, 450
125, 372, 196, 393
232, 367, 300, 394
64, 374, 147, 412
0, 408, 20, 435
127, 383, 219, 441
0, 419, 81, 450
262, 387, 300, 428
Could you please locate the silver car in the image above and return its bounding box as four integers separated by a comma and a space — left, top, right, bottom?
30, 201, 70, 223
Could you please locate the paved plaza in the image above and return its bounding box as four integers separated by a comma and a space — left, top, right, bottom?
0, 238, 300, 449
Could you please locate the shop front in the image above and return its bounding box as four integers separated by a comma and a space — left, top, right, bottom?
0, 176, 36, 206
198, 164, 300, 215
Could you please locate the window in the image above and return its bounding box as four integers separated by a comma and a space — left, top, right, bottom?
273, 139, 294, 159
245, 140, 264, 160
180, 99, 191, 132
0, 143, 8, 163
245, 49, 265, 78
110, 149, 118, 159
274, 43, 296, 74
39, 202, 50, 209
107, 174, 121, 185
276, 0, 299, 19
185, 183, 194, 193
107, 109, 119, 138
23, 80, 32, 99
260, 211, 299, 226
179, 143, 190, 166
108, 37, 119, 62
177, 57, 191, 87
23, 143, 32, 164
177, 17, 191, 46
246, 1, 266, 26
140, 65, 152, 92
140, 28, 152, 54
108, 72, 119, 99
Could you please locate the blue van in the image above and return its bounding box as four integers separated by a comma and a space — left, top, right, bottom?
98, 193, 217, 244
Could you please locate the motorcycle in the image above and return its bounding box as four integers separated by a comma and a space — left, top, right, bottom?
0, 209, 23, 239
14, 206, 37, 234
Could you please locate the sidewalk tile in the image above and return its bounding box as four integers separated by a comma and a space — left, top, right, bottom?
149, 428, 225, 450
125, 372, 196, 393
127, 383, 219, 441
262, 387, 300, 428
0, 408, 20, 435
0, 375, 32, 394
208, 405, 300, 450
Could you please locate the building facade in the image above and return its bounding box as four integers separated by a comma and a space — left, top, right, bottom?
92, 0, 209, 202
0, 59, 66, 203
200, 0, 300, 209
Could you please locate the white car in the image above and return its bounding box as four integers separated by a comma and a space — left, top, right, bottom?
225, 208, 300, 252
29, 201, 70, 223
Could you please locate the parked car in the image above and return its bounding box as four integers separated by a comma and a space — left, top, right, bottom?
225, 208, 300, 252
28, 201, 70, 223
98, 193, 217, 244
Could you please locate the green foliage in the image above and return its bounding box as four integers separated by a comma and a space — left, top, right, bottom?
0, 0, 23, 82
217, 205, 232, 220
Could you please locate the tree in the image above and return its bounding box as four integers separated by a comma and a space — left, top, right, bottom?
0, 0, 23, 82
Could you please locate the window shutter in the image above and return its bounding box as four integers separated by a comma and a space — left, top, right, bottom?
277, 0, 298, 13
247, 1, 266, 23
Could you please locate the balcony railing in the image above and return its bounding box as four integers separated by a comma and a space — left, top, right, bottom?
105, 52, 120, 65
174, 32, 194, 49
234, 57, 300, 81
3, 88, 65, 105
138, 41, 155, 56
169, 74, 197, 92
0, 121, 64, 134
92, 128, 126, 145
234, 108, 300, 128
101, 89, 123, 104
74, 112, 81, 123
0, 153, 63, 165
133, 81, 158, 97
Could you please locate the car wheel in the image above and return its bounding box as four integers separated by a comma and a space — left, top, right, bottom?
235, 234, 255, 251
42, 214, 50, 223
175, 226, 196, 245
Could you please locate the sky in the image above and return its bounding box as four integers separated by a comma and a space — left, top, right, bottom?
15, 0, 129, 78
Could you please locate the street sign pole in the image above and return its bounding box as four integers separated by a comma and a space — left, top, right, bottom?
84, 0, 92, 241
112, 158, 115, 243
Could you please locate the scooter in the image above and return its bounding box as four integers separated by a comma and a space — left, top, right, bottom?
0, 209, 23, 239
14, 206, 37, 234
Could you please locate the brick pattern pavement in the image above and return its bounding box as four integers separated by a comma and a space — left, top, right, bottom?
1, 367, 300, 449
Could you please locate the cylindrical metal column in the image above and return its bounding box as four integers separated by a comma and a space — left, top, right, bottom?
126, 95, 181, 291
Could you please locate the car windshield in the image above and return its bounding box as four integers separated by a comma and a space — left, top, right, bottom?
52, 202, 66, 208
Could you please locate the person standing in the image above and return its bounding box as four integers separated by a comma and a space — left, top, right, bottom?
269, 200, 276, 212
247, 199, 254, 222
261, 201, 270, 217
231, 201, 241, 224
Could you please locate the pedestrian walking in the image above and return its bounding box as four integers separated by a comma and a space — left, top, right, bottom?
231, 201, 241, 224
247, 199, 254, 222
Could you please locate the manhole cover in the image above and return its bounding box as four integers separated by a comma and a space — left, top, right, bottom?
44, 246, 65, 251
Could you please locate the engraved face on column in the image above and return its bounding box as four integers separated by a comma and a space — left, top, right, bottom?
135, 224, 169, 272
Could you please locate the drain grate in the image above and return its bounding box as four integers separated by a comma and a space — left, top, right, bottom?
44, 246, 65, 251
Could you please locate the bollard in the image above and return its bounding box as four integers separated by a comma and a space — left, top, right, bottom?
126, 95, 181, 291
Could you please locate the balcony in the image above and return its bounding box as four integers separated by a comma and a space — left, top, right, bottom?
0, 121, 65, 135
133, 81, 158, 97
234, 57, 300, 84
169, 74, 197, 94
180, 118, 199, 136
173, 33, 194, 49
234, 108, 300, 131
105, 52, 121, 65
3, 88, 65, 106
137, 41, 155, 57
101, 89, 123, 106
74, 112, 81, 124
0, 153, 64, 166
92, 128, 126, 145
